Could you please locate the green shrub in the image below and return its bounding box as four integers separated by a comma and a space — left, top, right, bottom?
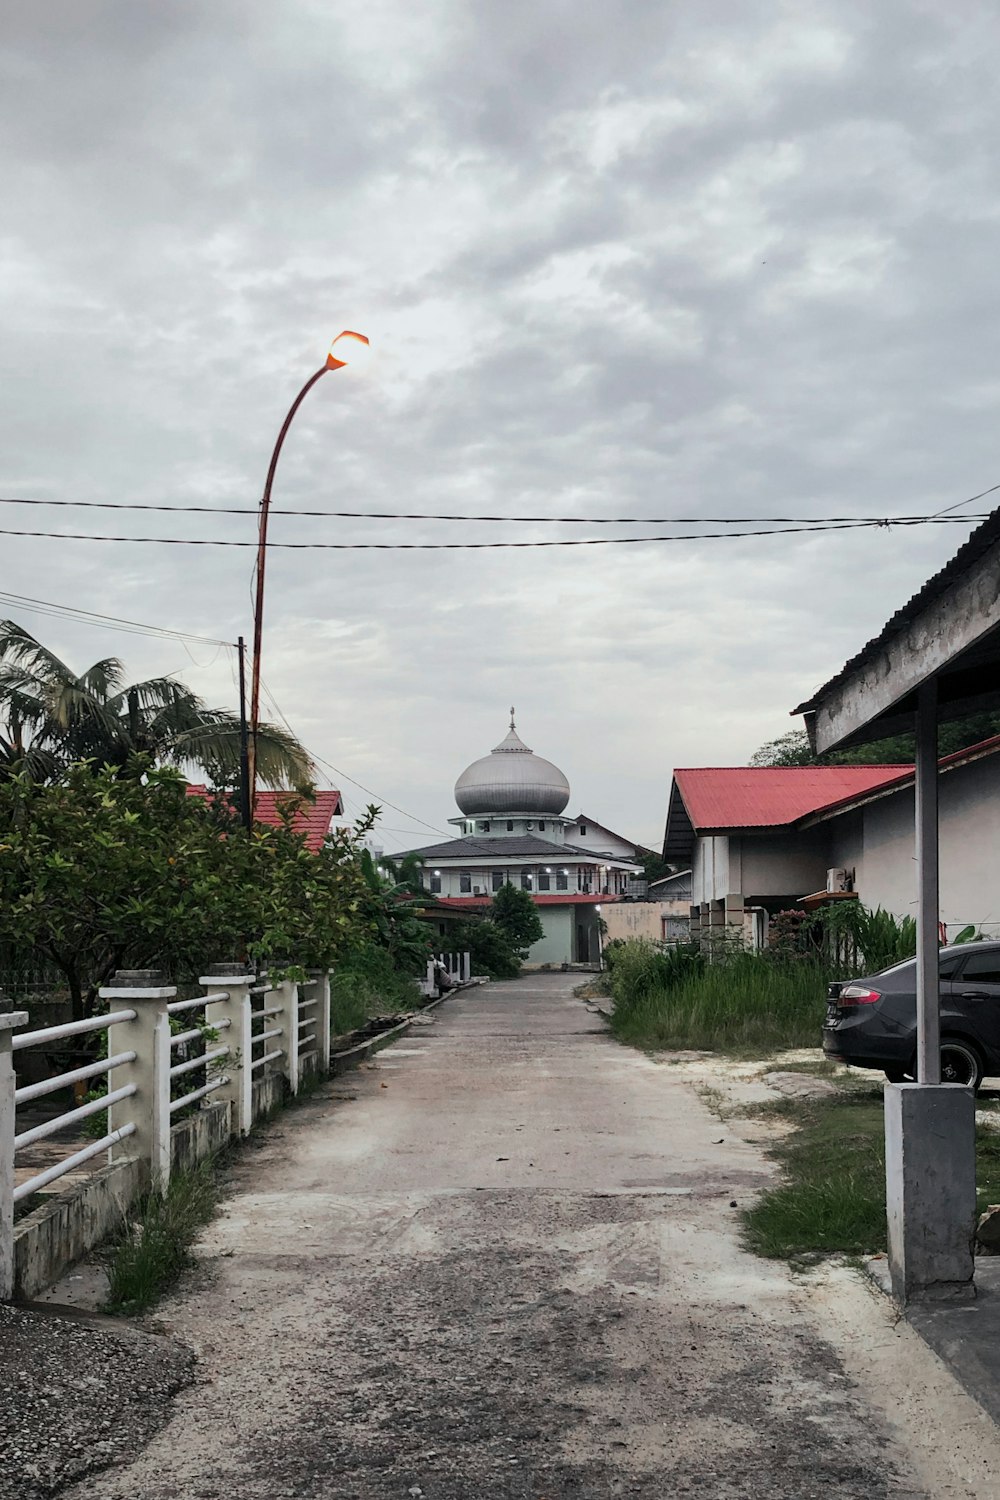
329, 942, 422, 1034
448, 919, 522, 980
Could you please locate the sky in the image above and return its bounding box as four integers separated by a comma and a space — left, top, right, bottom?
2, 1, 999, 852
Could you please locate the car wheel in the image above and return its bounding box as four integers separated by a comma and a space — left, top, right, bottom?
884, 1065, 908, 1083
940, 1039, 983, 1092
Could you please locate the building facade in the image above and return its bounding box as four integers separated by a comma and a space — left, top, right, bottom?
390, 713, 643, 965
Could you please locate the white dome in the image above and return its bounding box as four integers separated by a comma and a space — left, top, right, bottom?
454, 718, 570, 816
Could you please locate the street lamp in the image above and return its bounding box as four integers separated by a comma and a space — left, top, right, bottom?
247, 331, 369, 819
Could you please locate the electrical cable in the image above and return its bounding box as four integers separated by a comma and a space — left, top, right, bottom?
0, 515, 991, 550
0, 589, 234, 648
1, 485, 1000, 524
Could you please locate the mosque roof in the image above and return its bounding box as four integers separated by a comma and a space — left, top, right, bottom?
454, 712, 571, 816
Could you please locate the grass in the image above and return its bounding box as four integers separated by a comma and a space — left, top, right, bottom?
742, 1085, 1000, 1262
608, 945, 828, 1055
104, 1161, 218, 1315
328, 945, 422, 1036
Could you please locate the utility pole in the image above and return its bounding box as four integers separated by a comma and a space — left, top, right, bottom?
237, 636, 252, 833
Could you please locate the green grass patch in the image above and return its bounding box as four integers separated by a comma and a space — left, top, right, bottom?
104, 1162, 218, 1315
608, 946, 827, 1055
743, 1089, 1000, 1261
329, 945, 422, 1035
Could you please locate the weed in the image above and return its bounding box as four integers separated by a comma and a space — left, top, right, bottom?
104, 1161, 218, 1315
329, 945, 421, 1036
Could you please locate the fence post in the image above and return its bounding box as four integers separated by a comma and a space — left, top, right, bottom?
316, 972, 332, 1074
274, 978, 299, 1096
99, 970, 174, 1195
1, 1009, 29, 1301
463, 951, 471, 983
201, 967, 253, 1138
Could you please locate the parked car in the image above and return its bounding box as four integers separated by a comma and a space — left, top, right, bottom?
823, 941, 1000, 1091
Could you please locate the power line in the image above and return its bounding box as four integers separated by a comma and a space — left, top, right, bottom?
257, 676, 452, 839
0, 589, 234, 648
2, 481, 1000, 524
0, 515, 991, 551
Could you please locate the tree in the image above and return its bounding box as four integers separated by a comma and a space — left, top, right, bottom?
490, 882, 544, 955
750, 710, 1000, 769
0, 761, 371, 1019
0, 621, 312, 788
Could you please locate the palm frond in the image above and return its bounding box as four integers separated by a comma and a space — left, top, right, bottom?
168, 712, 314, 790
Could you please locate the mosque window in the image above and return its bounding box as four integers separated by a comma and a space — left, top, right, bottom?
521, 871, 534, 891
491, 870, 504, 892
539, 872, 551, 891
429, 874, 442, 894
579, 824, 587, 836
538, 821, 546, 831
506, 820, 514, 831
556, 870, 568, 890
460, 873, 472, 893
478, 820, 490, 832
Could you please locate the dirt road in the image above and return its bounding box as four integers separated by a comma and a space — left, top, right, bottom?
59, 973, 1000, 1498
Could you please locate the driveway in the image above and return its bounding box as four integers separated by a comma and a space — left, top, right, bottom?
57, 973, 1000, 1497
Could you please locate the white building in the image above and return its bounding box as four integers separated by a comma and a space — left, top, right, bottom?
391, 713, 643, 965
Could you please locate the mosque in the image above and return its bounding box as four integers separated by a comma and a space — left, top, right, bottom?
392, 713, 644, 965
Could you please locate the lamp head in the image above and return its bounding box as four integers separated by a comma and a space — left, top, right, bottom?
327, 329, 370, 370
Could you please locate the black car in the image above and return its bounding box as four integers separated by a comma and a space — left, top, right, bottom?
823, 941, 1000, 1090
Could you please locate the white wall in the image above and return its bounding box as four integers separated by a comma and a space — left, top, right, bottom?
692, 836, 730, 903
563, 820, 636, 858
738, 829, 832, 901
848, 755, 1000, 937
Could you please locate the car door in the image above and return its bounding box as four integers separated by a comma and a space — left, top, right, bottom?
949, 948, 1000, 1066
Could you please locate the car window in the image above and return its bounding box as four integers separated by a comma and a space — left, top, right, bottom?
940, 957, 963, 978
959, 951, 1000, 984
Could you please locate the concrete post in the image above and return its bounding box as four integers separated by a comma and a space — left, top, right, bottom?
0, 1010, 29, 1301
274, 978, 299, 1096
201, 968, 253, 1138
315, 972, 332, 1074
462, 952, 471, 983
885, 1082, 976, 1302
99, 970, 174, 1194
915, 680, 941, 1084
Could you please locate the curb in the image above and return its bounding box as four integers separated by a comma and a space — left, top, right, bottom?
329, 980, 480, 1075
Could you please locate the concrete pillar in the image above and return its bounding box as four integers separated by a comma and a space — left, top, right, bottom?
99, 970, 174, 1194
0, 1010, 29, 1301
201, 968, 253, 1137
273, 978, 299, 1096
315, 972, 332, 1073
885, 1082, 976, 1302
915, 680, 941, 1083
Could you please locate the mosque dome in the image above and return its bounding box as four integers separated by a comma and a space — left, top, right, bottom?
454, 713, 571, 817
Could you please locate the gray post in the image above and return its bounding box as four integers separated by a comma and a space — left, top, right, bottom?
915, 679, 940, 1083
202, 969, 254, 1137
317, 972, 332, 1074
0, 1011, 29, 1301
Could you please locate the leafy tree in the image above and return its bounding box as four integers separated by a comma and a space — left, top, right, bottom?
750, 710, 1000, 769
490, 882, 544, 955
0, 621, 312, 788
635, 847, 672, 883
445, 918, 522, 979
0, 761, 371, 1019
355, 848, 432, 974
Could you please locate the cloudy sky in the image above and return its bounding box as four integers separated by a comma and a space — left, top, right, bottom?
2, 1, 998, 851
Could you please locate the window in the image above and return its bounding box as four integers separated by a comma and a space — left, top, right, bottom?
506, 820, 514, 831
538, 821, 546, 831
491, 870, 504, 892
579, 824, 587, 836
521, 871, 534, 890
429, 875, 442, 894
556, 870, 568, 891
960, 951, 1000, 984
478, 821, 490, 833
460, 873, 472, 894
539, 873, 551, 891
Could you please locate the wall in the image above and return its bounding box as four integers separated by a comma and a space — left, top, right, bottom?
692, 836, 730, 903
737, 829, 832, 902
528, 906, 574, 965
602, 900, 691, 945
843, 755, 1000, 937
563, 821, 636, 858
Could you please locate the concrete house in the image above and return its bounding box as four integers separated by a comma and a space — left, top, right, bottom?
602, 869, 693, 946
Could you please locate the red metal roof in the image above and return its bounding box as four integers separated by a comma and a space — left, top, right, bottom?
673, 765, 911, 833
438, 894, 618, 908
186, 785, 343, 853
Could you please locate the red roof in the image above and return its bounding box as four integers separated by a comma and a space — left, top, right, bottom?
186, 785, 343, 853
438, 894, 617, 908
673, 765, 911, 832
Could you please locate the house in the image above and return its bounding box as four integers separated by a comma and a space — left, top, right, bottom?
387, 712, 643, 965
185, 785, 344, 853
663, 764, 910, 945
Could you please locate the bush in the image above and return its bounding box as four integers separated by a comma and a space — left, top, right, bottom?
448, 919, 522, 979
329, 942, 422, 1034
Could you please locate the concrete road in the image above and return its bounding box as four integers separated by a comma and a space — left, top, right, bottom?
60, 974, 962, 1497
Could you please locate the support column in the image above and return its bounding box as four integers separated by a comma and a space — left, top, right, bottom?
915, 679, 940, 1083
99, 970, 174, 1194
316, 972, 332, 1074
0, 1011, 29, 1301
202, 968, 254, 1137
274, 978, 299, 1096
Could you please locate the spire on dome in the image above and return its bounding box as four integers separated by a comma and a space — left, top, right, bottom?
510, 705, 516, 730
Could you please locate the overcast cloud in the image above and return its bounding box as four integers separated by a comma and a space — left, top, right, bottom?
2, 1, 998, 850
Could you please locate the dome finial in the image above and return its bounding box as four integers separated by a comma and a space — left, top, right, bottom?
509, 705, 516, 730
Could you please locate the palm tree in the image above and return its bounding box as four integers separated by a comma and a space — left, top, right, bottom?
0, 621, 314, 789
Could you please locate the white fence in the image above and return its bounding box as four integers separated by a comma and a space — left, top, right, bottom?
418, 952, 472, 997
0, 966, 332, 1300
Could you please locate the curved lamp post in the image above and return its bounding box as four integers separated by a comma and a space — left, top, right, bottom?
248, 330, 369, 818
